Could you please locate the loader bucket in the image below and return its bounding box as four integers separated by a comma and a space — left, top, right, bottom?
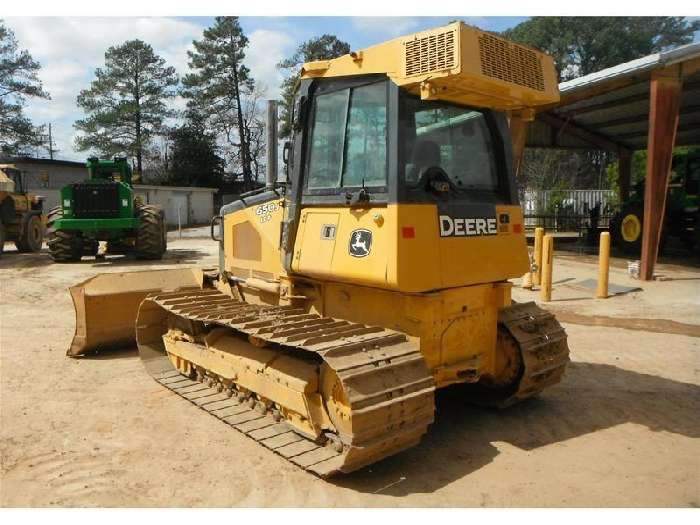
68, 268, 205, 357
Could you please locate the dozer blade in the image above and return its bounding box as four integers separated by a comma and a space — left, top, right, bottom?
68, 268, 204, 357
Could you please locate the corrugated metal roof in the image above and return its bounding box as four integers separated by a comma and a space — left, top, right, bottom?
560, 42, 700, 94
527, 43, 700, 152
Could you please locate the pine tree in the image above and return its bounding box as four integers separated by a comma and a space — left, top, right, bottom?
182, 16, 256, 189
74, 39, 178, 173
277, 35, 350, 138
169, 112, 225, 188
0, 20, 50, 155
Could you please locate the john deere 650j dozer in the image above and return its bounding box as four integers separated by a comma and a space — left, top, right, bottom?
67, 23, 569, 476
47, 157, 166, 262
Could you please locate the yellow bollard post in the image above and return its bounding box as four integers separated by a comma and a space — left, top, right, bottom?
540, 234, 554, 302
533, 227, 544, 286
597, 232, 611, 298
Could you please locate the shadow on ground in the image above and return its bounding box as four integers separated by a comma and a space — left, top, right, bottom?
0, 249, 53, 269
332, 361, 700, 497
88, 248, 211, 267
77, 346, 139, 361
0, 247, 211, 269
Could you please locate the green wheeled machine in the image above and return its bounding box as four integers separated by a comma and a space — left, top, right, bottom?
610, 149, 700, 256
47, 157, 167, 262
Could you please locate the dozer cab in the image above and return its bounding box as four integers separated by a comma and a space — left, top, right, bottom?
0, 166, 45, 256
47, 157, 166, 262
68, 22, 569, 476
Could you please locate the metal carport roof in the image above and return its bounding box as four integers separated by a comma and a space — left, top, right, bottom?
526, 42, 700, 153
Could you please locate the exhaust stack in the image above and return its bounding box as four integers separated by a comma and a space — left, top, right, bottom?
266, 100, 278, 189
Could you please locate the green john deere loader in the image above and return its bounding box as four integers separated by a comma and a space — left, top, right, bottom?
47, 157, 167, 262
610, 149, 699, 255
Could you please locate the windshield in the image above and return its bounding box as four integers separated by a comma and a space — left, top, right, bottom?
306, 81, 388, 191
401, 95, 500, 194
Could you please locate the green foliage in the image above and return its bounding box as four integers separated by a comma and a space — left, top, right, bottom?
182, 16, 256, 188
504, 17, 699, 80
606, 146, 700, 204
521, 149, 613, 191
606, 151, 648, 204
0, 20, 50, 155
277, 34, 350, 138
74, 39, 178, 173
168, 114, 225, 188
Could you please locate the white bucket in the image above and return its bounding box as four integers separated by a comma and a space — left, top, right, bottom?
627, 260, 640, 279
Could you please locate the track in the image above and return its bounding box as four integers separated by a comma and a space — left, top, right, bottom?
136, 289, 436, 477
495, 301, 570, 407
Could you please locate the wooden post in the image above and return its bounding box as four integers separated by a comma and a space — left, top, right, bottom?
596, 232, 611, 298
533, 227, 544, 286
540, 234, 554, 302
618, 152, 632, 203
509, 115, 529, 180
640, 70, 682, 281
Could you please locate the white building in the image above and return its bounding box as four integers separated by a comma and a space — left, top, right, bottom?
133, 185, 217, 227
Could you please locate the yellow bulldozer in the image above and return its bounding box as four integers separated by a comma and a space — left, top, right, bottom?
67, 22, 569, 476
0, 165, 45, 256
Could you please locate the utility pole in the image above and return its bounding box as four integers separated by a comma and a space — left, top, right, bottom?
48, 123, 54, 160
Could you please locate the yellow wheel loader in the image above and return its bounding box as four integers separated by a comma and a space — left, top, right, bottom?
0, 166, 45, 256
67, 22, 569, 476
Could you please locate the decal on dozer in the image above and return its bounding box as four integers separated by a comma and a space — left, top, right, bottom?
439, 215, 498, 237
348, 229, 372, 257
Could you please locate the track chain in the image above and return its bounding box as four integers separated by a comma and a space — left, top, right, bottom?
138, 289, 436, 477
495, 301, 570, 407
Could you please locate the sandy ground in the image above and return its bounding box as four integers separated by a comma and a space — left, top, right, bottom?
1, 237, 698, 507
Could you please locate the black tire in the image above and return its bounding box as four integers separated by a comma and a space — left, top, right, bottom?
15, 212, 44, 253
83, 239, 99, 256
134, 204, 166, 260
610, 204, 644, 255
0, 221, 6, 256
46, 206, 83, 262
106, 239, 133, 255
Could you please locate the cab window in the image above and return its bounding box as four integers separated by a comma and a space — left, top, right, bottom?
306, 81, 387, 191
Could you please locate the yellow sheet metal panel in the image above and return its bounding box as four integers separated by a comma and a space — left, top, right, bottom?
294, 211, 339, 278
223, 197, 286, 281
292, 204, 528, 293
301, 22, 559, 111
292, 206, 395, 288
435, 204, 529, 288
318, 279, 512, 388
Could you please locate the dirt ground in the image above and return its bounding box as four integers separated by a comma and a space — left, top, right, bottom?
1, 236, 698, 507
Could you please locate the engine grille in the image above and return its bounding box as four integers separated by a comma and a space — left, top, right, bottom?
404, 29, 457, 77
72, 182, 120, 219
478, 33, 545, 92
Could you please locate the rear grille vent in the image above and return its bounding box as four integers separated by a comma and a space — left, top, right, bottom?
478, 34, 545, 91
404, 29, 457, 76
72, 182, 120, 219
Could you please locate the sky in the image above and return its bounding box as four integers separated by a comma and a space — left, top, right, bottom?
4, 16, 699, 162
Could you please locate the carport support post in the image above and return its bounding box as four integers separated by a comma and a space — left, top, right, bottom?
618, 152, 632, 203
509, 113, 530, 179
640, 70, 682, 281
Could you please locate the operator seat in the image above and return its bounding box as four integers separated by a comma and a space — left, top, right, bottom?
407, 140, 441, 183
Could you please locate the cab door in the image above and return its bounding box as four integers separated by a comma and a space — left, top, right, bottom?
292, 78, 394, 287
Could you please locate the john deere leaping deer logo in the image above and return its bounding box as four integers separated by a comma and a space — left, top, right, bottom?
349, 229, 372, 257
